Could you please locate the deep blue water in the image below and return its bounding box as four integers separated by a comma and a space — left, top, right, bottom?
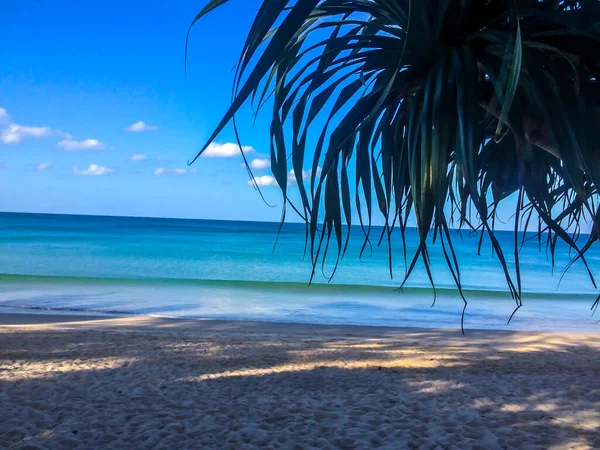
0, 212, 598, 332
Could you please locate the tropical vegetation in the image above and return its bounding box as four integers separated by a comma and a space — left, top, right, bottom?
187, 0, 600, 329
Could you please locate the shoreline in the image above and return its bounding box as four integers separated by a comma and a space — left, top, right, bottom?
2, 308, 599, 335
2, 312, 600, 448
0, 311, 474, 335
2, 275, 599, 334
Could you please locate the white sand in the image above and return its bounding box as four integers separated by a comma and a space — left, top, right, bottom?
1, 313, 599, 449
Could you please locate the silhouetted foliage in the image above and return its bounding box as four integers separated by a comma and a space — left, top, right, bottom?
187, 1, 600, 330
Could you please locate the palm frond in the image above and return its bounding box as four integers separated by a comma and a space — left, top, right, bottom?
187, 0, 600, 333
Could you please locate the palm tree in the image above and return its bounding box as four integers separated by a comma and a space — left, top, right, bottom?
186, 0, 600, 329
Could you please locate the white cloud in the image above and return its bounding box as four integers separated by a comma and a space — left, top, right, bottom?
203, 142, 254, 158
248, 158, 270, 170
153, 167, 197, 176
37, 162, 52, 171
128, 154, 147, 162
57, 139, 106, 151
73, 164, 115, 176
248, 175, 278, 187
125, 121, 158, 132
288, 167, 322, 185
1, 124, 52, 144
0, 107, 53, 144
247, 167, 322, 188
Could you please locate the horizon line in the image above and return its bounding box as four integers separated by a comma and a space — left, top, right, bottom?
0, 210, 558, 235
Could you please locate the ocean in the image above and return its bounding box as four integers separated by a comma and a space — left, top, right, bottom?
0, 212, 598, 332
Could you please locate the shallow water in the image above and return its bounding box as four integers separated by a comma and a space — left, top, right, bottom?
0, 212, 598, 332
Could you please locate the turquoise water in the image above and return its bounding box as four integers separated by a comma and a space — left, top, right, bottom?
0, 212, 598, 332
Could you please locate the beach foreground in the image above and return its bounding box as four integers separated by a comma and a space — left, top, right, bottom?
1, 314, 599, 449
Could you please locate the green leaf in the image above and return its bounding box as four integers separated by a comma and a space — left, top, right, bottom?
187, 0, 600, 330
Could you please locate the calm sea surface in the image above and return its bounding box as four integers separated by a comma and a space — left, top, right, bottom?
0, 212, 598, 332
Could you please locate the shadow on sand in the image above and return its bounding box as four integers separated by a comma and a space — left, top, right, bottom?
1, 315, 599, 449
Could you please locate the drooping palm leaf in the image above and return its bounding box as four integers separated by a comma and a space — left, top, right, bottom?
187, 0, 600, 332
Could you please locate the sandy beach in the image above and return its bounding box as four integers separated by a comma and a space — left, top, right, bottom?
1, 313, 599, 449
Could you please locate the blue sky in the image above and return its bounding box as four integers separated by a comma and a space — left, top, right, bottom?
0, 1, 533, 231
0, 0, 297, 221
